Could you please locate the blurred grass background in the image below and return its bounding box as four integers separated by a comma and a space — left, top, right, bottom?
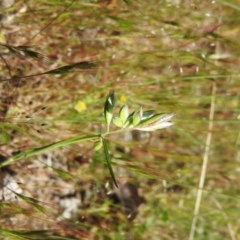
1, 0, 240, 239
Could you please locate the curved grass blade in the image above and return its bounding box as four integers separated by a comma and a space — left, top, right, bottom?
1, 229, 76, 240
0, 44, 50, 64
71, 61, 97, 69
101, 136, 118, 187
52, 168, 74, 180
0, 134, 100, 168
43, 65, 73, 74
10, 190, 47, 214
122, 0, 131, 6
0, 61, 96, 83
42, 61, 96, 75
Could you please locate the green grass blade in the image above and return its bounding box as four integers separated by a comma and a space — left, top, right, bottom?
10, 190, 47, 214
42, 61, 96, 74
122, 0, 132, 6
219, 0, 240, 11
52, 168, 74, 180
0, 134, 100, 168
1, 228, 76, 239
101, 136, 118, 187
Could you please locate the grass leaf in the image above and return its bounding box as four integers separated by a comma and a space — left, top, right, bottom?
1, 228, 76, 239
101, 136, 118, 187
52, 168, 74, 179
42, 61, 96, 75
0, 134, 100, 168
10, 190, 47, 214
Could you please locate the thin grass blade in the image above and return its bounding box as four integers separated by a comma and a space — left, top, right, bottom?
42, 61, 96, 74
1, 228, 76, 239
101, 136, 118, 187
10, 190, 47, 214
0, 134, 100, 168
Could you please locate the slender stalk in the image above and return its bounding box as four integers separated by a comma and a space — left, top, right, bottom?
0, 134, 100, 168
25, 0, 76, 44
188, 81, 216, 240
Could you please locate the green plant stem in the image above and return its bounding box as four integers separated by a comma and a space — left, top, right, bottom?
103, 127, 133, 136
0, 134, 100, 168
101, 136, 118, 187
